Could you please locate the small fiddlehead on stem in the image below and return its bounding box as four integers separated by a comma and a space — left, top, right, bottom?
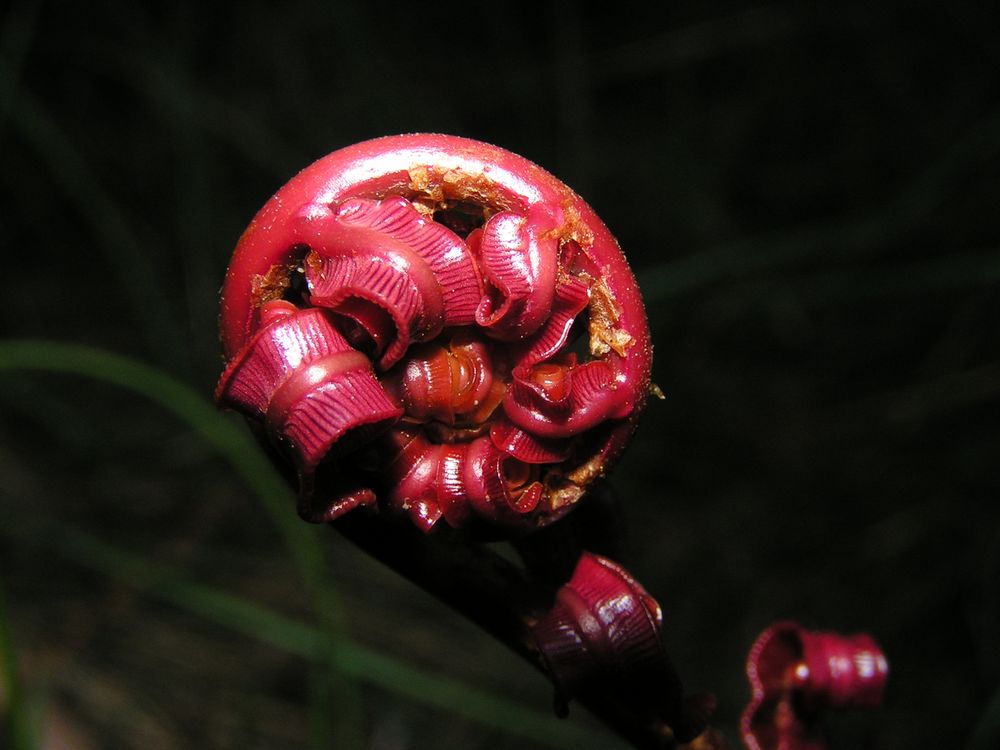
741, 621, 889, 750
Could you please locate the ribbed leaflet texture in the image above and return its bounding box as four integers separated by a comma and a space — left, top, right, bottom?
216, 308, 349, 416
307, 251, 431, 370
281, 365, 402, 470
568, 360, 618, 413
518, 275, 590, 367
490, 419, 570, 463
336, 197, 482, 325
216, 307, 401, 471
567, 556, 666, 681
473, 210, 557, 340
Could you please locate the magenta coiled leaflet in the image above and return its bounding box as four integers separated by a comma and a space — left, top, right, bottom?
530, 552, 716, 743
742, 621, 889, 750
216, 134, 653, 534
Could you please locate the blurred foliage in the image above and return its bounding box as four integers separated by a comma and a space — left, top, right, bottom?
1, 1, 998, 748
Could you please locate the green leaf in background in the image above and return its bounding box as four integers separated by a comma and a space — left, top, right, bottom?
0, 339, 624, 750
0, 574, 36, 750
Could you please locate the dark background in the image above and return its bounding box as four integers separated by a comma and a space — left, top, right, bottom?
1, 1, 998, 748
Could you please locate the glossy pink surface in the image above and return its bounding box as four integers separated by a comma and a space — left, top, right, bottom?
531, 553, 710, 742
741, 621, 888, 750
215, 305, 402, 471
221, 135, 650, 382
216, 134, 653, 532
532, 553, 664, 697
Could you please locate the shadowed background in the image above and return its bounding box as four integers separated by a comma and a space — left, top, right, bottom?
1, 1, 998, 748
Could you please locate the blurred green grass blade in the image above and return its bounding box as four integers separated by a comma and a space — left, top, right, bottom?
308, 665, 337, 750
0, 575, 36, 750
0, 339, 362, 745
0, 340, 326, 604
0, 519, 619, 750
0, 340, 624, 749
